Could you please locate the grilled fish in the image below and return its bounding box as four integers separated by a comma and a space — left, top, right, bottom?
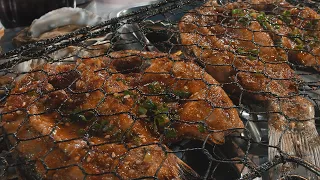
179, 0, 320, 178
249, 0, 320, 72
1, 50, 243, 179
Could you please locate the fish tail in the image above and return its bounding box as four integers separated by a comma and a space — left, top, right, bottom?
269, 124, 320, 179
177, 158, 200, 180
268, 97, 320, 179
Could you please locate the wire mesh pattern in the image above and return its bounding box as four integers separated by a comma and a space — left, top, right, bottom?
0, 0, 319, 179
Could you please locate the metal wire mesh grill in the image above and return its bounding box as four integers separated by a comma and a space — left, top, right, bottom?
0, 0, 319, 179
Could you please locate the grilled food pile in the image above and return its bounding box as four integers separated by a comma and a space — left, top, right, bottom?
179, 0, 319, 178
1, 50, 243, 179
0, 0, 319, 179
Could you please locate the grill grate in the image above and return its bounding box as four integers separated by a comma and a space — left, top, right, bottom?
0, 0, 319, 179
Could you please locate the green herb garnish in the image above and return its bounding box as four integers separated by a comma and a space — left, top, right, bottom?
164, 127, 177, 138
238, 15, 251, 26
256, 13, 266, 22
249, 49, 259, 56
155, 114, 169, 127
198, 124, 205, 133
103, 124, 115, 132
232, 9, 242, 15
77, 128, 86, 136
141, 99, 157, 110
294, 38, 303, 45
248, 55, 256, 60
99, 120, 115, 133
280, 10, 292, 24
261, 22, 269, 30
164, 89, 191, 101
296, 44, 304, 50
173, 90, 192, 99
138, 99, 159, 115
236, 48, 246, 55
138, 106, 148, 115
257, 13, 281, 30
138, 99, 170, 129
283, 10, 291, 16
147, 81, 163, 93
116, 78, 127, 84
91, 123, 102, 132
288, 30, 304, 47
123, 90, 132, 96
236, 48, 258, 60
71, 114, 87, 122
231, 9, 251, 26
101, 120, 109, 126
70, 110, 95, 122
155, 104, 169, 114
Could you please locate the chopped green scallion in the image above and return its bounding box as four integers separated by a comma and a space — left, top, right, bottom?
101, 120, 109, 126
147, 82, 163, 93
143, 99, 157, 110
71, 114, 88, 122
296, 44, 304, 50
173, 90, 192, 99
138, 106, 148, 115
257, 13, 266, 22
232, 9, 242, 15
261, 22, 268, 29
78, 128, 86, 136
116, 78, 127, 84
248, 55, 256, 60
164, 127, 177, 138
280, 10, 292, 24
198, 124, 205, 133
155, 114, 168, 127
123, 90, 132, 96
283, 10, 291, 16
236, 48, 246, 55
156, 105, 169, 114
249, 49, 259, 56
294, 38, 303, 45
79, 115, 87, 122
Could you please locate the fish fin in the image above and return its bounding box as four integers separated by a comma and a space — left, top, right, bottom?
178, 160, 200, 180
269, 125, 320, 179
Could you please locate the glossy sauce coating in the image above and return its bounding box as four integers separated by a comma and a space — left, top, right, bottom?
2, 50, 243, 179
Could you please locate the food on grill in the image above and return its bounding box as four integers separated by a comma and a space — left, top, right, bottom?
248, 0, 320, 71
13, 7, 103, 47
179, 0, 296, 100
179, 0, 320, 178
1, 50, 243, 179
